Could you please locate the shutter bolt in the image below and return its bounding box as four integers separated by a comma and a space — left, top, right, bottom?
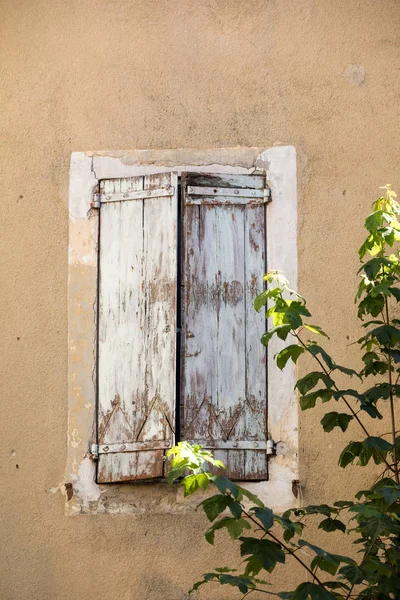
103, 446, 109, 453
121, 444, 126, 451
234, 189, 239, 194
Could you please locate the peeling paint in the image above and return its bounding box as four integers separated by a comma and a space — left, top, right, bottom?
67, 147, 298, 514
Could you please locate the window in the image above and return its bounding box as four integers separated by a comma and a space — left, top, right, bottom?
95, 172, 269, 483
67, 147, 298, 514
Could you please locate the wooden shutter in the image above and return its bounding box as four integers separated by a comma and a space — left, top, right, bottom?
181, 173, 268, 480
97, 173, 178, 483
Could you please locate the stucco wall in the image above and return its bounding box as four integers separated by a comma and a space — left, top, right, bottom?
1, 1, 400, 598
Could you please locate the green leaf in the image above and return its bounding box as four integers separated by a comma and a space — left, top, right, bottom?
240, 537, 285, 573
318, 518, 346, 533
236, 486, 264, 507
189, 571, 256, 595
307, 344, 335, 369
261, 325, 292, 346
289, 582, 337, 600
213, 475, 240, 499
276, 345, 304, 369
339, 437, 392, 468
361, 257, 393, 279
333, 500, 354, 508
382, 348, 400, 363
304, 324, 329, 338
330, 364, 359, 378
252, 507, 274, 530
284, 301, 311, 328
358, 295, 385, 318
389, 286, 400, 301
298, 540, 354, 576
320, 412, 353, 433
274, 515, 304, 541
218, 574, 255, 594
205, 517, 251, 544
199, 494, 234, 522
296, 372, 334, 395
365, 209, 391, 233
339, 565, 364, 584
254, 291, 268, 312
182, 473, 209, 496
300, 389, 333, 410
368, 325, 400, 346
364, 436, 392, 452
304, 504, 332, 517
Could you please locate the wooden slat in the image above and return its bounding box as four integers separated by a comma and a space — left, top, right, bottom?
182, 175, 267, 480
97, 173, 178, 483
184, 172, 265, 189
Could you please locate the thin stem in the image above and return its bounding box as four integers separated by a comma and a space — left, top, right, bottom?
384, 296, 400, 484
241, 589, 278, 598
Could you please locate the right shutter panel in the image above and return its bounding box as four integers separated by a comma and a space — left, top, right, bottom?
181, 173, 268, 480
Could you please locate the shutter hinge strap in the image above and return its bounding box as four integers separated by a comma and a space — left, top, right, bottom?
92, 186, 175, 207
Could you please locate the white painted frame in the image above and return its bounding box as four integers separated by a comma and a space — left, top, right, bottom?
67, 147, 298, 515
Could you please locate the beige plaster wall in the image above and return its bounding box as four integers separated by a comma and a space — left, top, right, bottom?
1, 0, 400, 598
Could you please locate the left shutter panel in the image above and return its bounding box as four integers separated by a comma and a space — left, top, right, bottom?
97, 172, 178, 483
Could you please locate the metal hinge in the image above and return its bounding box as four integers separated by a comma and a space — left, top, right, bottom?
91, 186, 175, 208
91, 193, 101, 209
186, 185, 271, 206
90, 443, 99, 460
266, 439, 276, 455
89, 441, 172, 461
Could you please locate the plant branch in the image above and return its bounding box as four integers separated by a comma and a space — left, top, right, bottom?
384, 296, 400, 484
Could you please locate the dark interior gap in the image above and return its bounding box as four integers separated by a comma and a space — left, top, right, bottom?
175, 179, 183, 444
264, 201, 269, 440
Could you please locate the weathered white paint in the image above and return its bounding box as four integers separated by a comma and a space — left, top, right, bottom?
182, 173, 267, 480
98, 173, 177, 482
67, 146, 298, 515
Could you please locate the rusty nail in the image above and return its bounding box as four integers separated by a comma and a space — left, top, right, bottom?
103, 446, 109, 453
121, 444, 126, 451
234, 189, 239, 194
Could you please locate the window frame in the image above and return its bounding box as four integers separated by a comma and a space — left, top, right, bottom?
67, 146, 298, 515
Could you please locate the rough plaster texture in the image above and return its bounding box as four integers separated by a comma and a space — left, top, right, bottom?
67, 146, 298, 515
1, 0, 400, 598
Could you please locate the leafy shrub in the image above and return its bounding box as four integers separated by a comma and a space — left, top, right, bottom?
168, 185, 400, 600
